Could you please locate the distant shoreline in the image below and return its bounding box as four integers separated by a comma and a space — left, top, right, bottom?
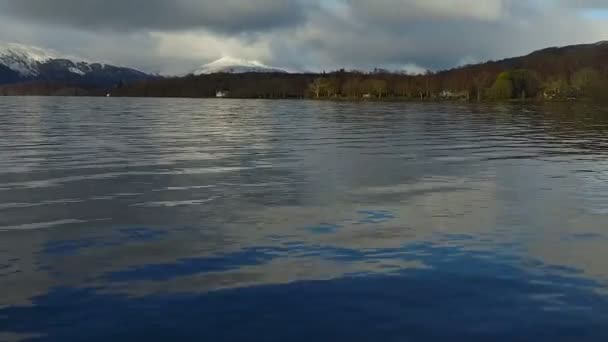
4, 40, 608, 103
0, 94, 599, 106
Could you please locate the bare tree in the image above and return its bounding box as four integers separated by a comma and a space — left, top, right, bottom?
370, 79, 388, 98
473, 72, 492, 101
308, 78, 325, 98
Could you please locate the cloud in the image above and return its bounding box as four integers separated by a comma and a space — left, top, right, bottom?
150, 30, 274, 75
0, 0, 310, 34
348, 0, 506, 22
557, 0, 608, 8
267, 0, 606, 72
1, 0, 608, 74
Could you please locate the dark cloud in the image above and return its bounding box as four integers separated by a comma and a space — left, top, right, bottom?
0, 0, 309, 34
268, 0, 604, 71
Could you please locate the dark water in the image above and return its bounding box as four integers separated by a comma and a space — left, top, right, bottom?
1, 97, 608, 341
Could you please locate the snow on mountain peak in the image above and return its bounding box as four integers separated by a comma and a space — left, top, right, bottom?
0, 42, 60, 76
0, 42, 98, 77
0, 42, 59, 61
192, 56, 288, 75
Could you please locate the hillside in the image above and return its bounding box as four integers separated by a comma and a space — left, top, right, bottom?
3, 41, 608, 100
0, 42, 154, 89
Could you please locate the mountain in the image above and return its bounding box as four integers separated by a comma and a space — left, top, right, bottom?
5, 40, 608, 99
192, 56, 288, 75
0, 42, 153, 86
442, 40, 608, 77
108, 40, 608, 101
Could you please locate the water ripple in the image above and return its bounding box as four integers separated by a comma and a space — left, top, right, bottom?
1, 98, 608, 340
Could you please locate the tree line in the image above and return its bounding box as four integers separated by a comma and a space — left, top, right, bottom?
112, 40, 608, 102
108, 67, 608, 102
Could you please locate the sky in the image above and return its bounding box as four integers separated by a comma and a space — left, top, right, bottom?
1, 0, 608, 75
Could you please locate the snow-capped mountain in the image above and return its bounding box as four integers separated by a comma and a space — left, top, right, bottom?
192, 56, 288, 75
0, 42, 153, 86
0, 42, 58, 77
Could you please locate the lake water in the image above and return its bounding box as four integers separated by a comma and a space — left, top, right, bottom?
1, 97, 608, 341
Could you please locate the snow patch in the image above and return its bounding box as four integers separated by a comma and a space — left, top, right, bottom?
193, 56, 288, 75
68, 67, 86, 76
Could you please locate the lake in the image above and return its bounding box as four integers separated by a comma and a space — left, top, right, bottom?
1, 97, 608, 341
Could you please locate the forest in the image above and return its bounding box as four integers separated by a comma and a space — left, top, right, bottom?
3, 41, 608, 101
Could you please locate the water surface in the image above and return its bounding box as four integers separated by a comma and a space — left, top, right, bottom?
1, 97, 608, 341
